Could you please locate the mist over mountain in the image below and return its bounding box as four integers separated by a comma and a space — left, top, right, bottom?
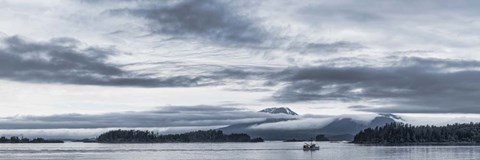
220, 108, 402, 141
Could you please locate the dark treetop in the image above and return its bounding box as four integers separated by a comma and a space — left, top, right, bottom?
97, 129, 263, 143
353, 122, 480, 145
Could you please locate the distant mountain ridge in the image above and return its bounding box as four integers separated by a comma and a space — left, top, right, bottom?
259, 107, 298, 115
220, 107, 402, 141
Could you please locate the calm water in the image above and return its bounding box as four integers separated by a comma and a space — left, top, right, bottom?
0, 141, 479, 160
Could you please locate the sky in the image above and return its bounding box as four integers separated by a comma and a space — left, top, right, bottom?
1, 0, 480, 138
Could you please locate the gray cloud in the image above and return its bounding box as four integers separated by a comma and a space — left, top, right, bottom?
212, 68, 274, 79
0, 105, 294, 129
297, 0, 480, 49
110, 0, 269, 47
348, 105, 370, 109
108, 0, 362, 53
300, 0, 480, 24
300, 41, 363, 54
271, 57, 480, 113
0, 35, 222, 87
0, 35, 287, 88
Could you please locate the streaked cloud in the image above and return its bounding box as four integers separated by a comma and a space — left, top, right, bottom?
271, 57, 480, 113
109, 0, 270, 47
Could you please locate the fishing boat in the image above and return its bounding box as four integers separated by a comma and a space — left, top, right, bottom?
303, 142, 319, 151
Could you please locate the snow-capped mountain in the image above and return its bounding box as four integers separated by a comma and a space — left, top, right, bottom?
379, 113, 404, 122
259, 107, 298, 116
220, 112, 402, 141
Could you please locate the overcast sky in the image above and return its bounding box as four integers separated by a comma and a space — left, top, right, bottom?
1, 0, 480, 135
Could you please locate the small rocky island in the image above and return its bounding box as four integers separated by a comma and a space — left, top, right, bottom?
97, 129, 264, 143
353, 122, 480, 145
0, 136, 63, 143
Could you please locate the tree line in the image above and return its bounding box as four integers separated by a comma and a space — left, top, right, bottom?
353, 122, 480, 144
97, 129, 264, 143
283, 134, 329, 142
0, 136, 63, 143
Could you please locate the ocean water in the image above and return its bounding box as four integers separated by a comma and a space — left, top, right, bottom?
0, 141, 479, 160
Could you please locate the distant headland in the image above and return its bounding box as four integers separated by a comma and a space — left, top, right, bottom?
353, 122, 480, 145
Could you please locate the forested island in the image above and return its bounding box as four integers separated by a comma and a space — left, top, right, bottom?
97, 129, 264, 143
353, 122, 480, 145
0, 136, 63, 143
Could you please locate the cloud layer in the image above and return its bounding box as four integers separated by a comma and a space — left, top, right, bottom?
0, 105, 294, 129
2, 33, 480, 114
0, 36, 233, 87
271, 57, 480, 113
110, 0, 269, 47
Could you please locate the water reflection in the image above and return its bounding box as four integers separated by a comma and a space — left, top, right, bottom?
0, 142, 479, 160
